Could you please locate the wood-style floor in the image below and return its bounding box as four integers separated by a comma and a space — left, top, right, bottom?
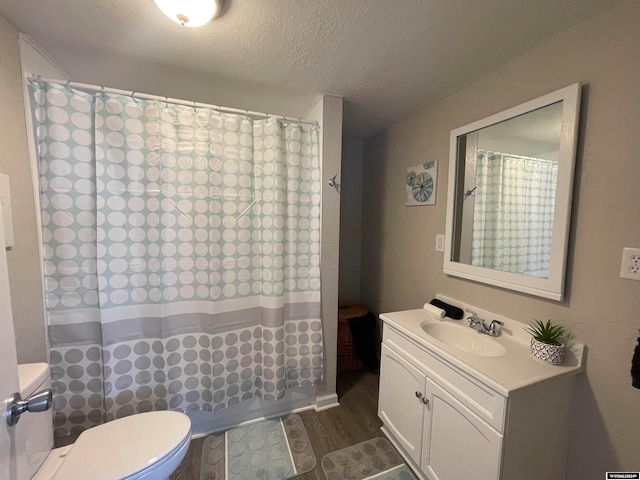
171, 370, 383, 480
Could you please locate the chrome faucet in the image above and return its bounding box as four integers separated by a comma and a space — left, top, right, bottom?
465, 309, 504, 337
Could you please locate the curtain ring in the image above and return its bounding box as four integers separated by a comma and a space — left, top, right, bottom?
131, 91, 143, 108
63, 80, 73, 96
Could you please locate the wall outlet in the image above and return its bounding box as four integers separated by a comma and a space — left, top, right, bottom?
620, 247, 640, 281
435, 234, 445, 252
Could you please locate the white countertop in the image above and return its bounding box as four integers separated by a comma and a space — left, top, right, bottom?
380, 307, 585, 396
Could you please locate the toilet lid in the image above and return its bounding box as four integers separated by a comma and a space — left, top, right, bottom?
52, 411, 191, 480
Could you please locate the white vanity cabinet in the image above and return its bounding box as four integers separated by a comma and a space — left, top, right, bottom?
422, 378, 502, 480
379, 343, 502, 479
379, 306, 584, 480
378, 344, 427, 463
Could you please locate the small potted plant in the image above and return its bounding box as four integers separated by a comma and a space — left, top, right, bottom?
525, 319, 568, 365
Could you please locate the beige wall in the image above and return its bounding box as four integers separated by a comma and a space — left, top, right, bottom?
339, 138, 364, 303
305, 95, 344, 407
362, 0, 640, 476
41, 47, 316, 126
0, 16, 46, 363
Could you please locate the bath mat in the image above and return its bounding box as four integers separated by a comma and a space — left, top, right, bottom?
321, 437, 418, 480
200, 413, 315, 480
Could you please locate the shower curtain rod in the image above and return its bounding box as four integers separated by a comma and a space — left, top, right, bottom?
29, 75, 319, 128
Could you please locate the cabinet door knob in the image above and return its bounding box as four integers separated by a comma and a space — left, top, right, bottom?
415, 391, 423, 398
421, 397, 430, 406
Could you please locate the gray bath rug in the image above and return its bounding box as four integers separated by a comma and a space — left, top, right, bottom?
321, 437, 418, 480
200, 413, 315, 480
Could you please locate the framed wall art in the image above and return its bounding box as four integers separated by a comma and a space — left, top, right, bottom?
406, 161, 437, 206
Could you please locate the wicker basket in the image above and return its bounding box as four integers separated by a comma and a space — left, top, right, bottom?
337, 302, 368, 372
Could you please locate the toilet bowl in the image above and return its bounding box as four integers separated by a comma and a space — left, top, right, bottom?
16, 363, 54, 479
33, 410, 191, 480
18, 363, 192, 480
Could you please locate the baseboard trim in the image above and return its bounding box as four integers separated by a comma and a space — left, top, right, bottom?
315, 393, 340, 411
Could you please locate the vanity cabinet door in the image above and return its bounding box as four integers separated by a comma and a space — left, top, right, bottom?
378, 344, 427, 464
422, 378, 503, 480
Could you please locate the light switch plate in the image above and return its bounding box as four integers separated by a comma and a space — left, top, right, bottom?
620, 247, 640, 281
0, 175, 14, 248
435, 234, 445, 252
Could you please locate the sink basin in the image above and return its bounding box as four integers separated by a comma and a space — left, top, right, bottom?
420, 321, 507, 357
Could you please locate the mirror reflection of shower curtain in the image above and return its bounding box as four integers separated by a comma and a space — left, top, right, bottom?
471, 150, 557, 276
31, 81, 323, 438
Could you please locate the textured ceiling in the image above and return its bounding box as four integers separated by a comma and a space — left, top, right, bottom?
0, 0, 620, 138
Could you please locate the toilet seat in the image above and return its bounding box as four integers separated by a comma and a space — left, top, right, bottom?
47, 411, 191, 480
126, 432, 191, 480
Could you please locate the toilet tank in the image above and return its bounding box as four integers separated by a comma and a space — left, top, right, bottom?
17, 363, 53, 479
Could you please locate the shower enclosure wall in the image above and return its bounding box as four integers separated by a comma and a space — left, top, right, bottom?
23, 72, 342, 439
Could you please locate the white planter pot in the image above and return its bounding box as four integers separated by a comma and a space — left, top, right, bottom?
530, 338, 565, 365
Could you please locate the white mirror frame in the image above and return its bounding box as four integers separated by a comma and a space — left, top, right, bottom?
443, 83, 581, 301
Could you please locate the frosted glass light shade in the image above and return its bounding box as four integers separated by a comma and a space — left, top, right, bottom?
154, 0, 222, 27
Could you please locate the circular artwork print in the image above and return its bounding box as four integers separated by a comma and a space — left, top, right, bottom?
405, 161, 437, 206
412, 172, 433, 202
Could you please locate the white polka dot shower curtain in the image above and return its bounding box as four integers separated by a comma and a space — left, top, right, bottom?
471, 150, 557, 276
31, 81, 323, 438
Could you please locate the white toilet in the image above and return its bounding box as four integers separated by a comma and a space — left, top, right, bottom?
17, 363, 192, 480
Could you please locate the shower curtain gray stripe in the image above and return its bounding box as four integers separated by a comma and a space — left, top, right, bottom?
31, 81, 323, 438
49, 302, 322, 346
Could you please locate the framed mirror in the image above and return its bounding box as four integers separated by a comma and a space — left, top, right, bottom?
443, 84, 581, 300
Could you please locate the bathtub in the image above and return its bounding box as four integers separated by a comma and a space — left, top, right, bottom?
186, 384, 318, 437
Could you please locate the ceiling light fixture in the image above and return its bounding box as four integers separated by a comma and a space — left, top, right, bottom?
154, 0, 223, 27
